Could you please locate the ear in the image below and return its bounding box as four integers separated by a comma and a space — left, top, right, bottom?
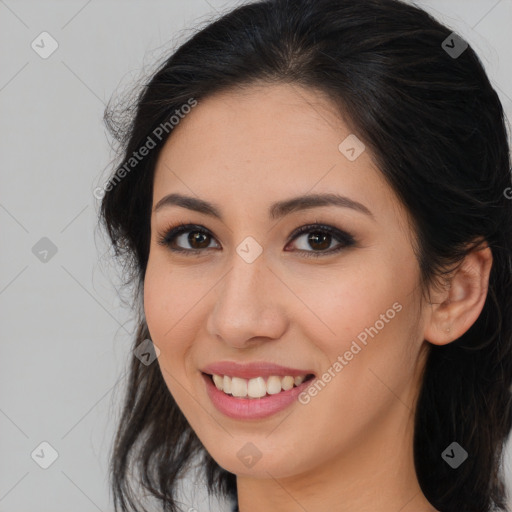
424, 241, 493, 346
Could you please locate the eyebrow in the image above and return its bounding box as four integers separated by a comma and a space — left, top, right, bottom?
153, 192, 374, 221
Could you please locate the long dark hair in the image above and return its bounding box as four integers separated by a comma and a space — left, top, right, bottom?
98, 0, 512, 510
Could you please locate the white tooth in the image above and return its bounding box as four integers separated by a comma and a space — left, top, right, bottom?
294, 375, 305, 386
231, 377, 248, 397
247, 377, 267, 398
223, 375, 232, 394
212, 374, 224, 391
266, 376, 282, 394
281, 376, 294, 391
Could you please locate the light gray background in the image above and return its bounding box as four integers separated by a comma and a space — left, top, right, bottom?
0, 1, 511, 511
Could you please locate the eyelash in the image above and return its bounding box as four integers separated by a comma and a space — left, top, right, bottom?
156, 220, 356, 258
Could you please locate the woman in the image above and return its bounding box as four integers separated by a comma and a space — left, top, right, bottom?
98, 0, 512, 511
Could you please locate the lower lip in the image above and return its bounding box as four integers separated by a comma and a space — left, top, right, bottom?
202, 373, 314, 420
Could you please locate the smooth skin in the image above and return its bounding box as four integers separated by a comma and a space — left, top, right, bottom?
143, 82, 492, 512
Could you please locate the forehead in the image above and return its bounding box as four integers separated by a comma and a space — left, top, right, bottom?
157, 82, 353, 165
152, 82, 404, 229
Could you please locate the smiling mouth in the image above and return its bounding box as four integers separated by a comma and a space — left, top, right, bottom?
202, 372, 316, 399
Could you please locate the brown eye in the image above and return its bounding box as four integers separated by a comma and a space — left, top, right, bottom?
286, 224, 356, 258
157, 224, 220, 253
304, 231, 332, 251
187, 231, 211, 249
158, 222, 356, 258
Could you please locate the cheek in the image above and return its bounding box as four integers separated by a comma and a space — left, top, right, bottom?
143, 259, 169, 337
143, 250, 192, 335
143, 264, 192, 406
294, 264, 397, 343
143, 257, 201, 381
295, 255, 419, 377
143, 257, 187, 365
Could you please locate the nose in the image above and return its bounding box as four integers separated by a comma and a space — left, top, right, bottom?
205, 252, 288, 349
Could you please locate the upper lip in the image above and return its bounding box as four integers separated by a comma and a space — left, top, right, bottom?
201, 361, 316, 379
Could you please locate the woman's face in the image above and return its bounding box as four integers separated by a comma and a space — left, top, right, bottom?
144, 83, 430, 478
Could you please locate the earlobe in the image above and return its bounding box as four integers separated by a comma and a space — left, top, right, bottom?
424, 242, 493, 346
